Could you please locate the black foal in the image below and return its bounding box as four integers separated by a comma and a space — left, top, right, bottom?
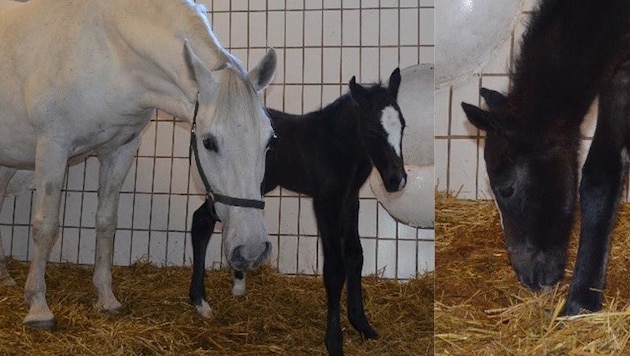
190, 68, 406, 355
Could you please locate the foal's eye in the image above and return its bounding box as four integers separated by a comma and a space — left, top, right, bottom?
497, 186, 515, 199
266, 133, 278, 151
203, 137, 218, 152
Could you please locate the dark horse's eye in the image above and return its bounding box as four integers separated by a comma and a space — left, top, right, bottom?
497, 186, 515, 199
266, 133, 278, 151
203, 136, 218, 152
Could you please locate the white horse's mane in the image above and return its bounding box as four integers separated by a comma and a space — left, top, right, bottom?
166, 1, 260, 125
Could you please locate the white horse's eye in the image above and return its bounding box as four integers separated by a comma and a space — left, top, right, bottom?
203, 136, 218, 152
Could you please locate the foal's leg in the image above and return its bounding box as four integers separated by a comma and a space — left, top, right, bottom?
231, 270, 247, 297
343, 197, 377, 339
564, 70, 630, 315
92, 137, 140, 312
24, 140, 68, 328
0, 167, 17, 286
314, 196, 346, 356
189, 200, 217, 318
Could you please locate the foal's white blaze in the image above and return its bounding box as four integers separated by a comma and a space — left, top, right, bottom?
381, 106, 403, 156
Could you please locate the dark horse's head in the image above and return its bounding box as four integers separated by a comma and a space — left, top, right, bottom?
349, 68, 407, 192
462, 88, 579, 291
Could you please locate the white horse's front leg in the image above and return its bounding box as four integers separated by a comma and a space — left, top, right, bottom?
93, 136, 140, 312
232, 270, 247, 297
0, 167, 17, 286
24, 140, 67, 329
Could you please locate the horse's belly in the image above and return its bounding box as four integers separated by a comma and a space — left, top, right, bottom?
0, 113, 146, 169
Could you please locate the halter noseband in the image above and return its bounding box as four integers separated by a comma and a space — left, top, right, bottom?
189, 99, 265, 220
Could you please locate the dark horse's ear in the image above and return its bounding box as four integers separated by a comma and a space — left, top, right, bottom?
349, 76, 371, 106
388, 68, 401, 98
461, 102, 497, 132
479, 88, 507, 111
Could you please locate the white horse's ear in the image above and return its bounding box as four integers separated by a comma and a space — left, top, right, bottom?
248, 48, 277, 92
183, 40, 218, 87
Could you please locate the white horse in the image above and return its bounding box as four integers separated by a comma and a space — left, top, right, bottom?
0, 0, 276, 329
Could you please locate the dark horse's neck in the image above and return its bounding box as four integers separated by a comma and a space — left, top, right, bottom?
273, 92, 367, 150
263, 92, 373, 195
509, 0, 630, 127
324, 93, 366, 145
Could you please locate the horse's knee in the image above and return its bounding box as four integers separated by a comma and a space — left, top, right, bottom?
95, 214, 117, 237
32, 214, 59, 244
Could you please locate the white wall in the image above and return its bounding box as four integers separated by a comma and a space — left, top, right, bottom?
0, 0, 434, 280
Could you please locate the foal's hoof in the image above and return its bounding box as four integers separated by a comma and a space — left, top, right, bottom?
325, 329, 344, 356
360, 326, 379, 340
562, 289, 602, 317
350, 316, 379, 340
231, 283, 246, 297
23, 318, 57, 331
195, 300, 213, 319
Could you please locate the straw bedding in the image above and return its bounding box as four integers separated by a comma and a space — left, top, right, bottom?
0, 258, 433, 355
436, 192, 630, 355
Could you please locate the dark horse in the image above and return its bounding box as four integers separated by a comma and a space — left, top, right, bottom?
190, 68, 406, 355
462, 0, 630, 315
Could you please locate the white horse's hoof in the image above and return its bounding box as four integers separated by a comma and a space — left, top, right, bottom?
23, 318, 57, 330
95, 299, 122, 314
195, 300, 212, 318
24, 309, 56, 330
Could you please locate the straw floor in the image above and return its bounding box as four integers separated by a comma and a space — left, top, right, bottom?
436, 192, 630, 355
0, 258, 433, 355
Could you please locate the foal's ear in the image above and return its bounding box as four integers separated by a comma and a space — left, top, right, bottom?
388, 68, 402, 98
461, 102, 498, 132
349, 76, 371, 106
183, 40, 216, 87
248, 48, 277, 93
480, 88, 507, 111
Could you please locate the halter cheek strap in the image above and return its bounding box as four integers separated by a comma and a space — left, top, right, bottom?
189, 99, 265, 220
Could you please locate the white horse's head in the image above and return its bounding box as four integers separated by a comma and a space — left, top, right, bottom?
184, 42, 276, 271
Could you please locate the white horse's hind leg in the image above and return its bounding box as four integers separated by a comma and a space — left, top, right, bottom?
232, 270, 247, 297
93, 136, 140, 312
24, 140, 68, 328
0, 167, 17, 286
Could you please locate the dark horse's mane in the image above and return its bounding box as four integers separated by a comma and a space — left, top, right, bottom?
271, 81, 389, 121
509, 0, 630, 125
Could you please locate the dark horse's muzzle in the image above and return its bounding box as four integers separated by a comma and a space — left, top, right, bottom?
383, 167, 408, 193
509, 246, 566, 291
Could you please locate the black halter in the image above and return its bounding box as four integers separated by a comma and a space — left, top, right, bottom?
189, 99, 265, 220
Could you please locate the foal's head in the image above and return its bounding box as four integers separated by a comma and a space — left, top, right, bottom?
184, 42, 277, 271
350, 68, 407, 192
462, 88, 579, 291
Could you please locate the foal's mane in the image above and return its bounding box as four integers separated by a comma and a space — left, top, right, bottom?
508, 0, 630, 124
320, 81, 389, 116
